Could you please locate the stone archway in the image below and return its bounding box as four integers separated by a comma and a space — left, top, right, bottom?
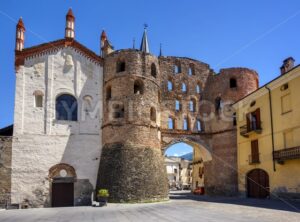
162, 135, 212, 192
48, 163, 77, 207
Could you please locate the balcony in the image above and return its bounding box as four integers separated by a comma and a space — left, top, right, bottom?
248, 154, 260, 165
240, 124, 262, 138
273, 146, 300, 162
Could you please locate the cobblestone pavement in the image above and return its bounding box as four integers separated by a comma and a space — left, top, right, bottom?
0, 191, 299, 222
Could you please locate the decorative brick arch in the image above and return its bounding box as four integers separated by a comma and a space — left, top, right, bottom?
48, 163, 77, 180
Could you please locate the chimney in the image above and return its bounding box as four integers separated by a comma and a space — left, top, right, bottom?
280, 57, 295, 75
16, 18, 25, 51
65, 8, 75, 39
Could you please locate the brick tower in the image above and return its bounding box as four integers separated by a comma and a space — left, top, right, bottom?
97, 28, 169, 202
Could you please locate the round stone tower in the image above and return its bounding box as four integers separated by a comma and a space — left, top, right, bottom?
97, 49, 169, 202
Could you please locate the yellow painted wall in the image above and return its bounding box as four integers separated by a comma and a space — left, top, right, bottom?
235, 67, 300, 196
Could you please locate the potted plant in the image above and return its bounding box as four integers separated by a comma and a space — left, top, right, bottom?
97, 189, 109, 206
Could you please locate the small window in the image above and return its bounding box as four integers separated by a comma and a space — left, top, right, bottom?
150, 107, 156, 122
151, 63, 157, 78
167, 80, 173, 91
116, 61, 126, 73
182, 83, 187, 92
168, 117, 175, 129
183, 118, 188, 130
56, 94, 78, 121
188, 64, 195, 75
250, 101, 256, 107
106, 86, 112, 100
230, 78, 237, 88
280, 83, 289, 91
112, 102, 124, 119
175, 100, 181, 111
174, 62, 181, 74
190, 99, 196, 112
197, 120, 201, 132
134, 80, 144, 94
196, 84, 201, 93
35, 95, 43, 107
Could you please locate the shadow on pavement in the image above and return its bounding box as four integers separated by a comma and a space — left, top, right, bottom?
169, 191, 300, 213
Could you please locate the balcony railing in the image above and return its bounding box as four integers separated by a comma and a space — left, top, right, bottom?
240, 123, 262, 137
248, 154, 260, 165
273, 146, 300, 162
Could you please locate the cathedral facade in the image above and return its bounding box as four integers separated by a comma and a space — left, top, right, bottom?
1, 9, 259, 207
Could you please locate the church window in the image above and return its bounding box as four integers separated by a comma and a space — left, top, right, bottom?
56, 94, 78, 121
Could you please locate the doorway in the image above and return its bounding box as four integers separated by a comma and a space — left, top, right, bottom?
52, 182, 74, 207
247, 169, 269, 198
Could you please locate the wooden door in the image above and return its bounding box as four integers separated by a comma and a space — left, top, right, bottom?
52, 182, 74, 207
247, 169, 269, 198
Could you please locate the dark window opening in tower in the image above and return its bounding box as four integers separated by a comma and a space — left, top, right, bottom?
190, 99, 196, 112
196, 84, 201, 93
188, 64, 195, 75
150, 107, 156, 122
233, 112, 237, 126
134, 80, 144, 94
197, 119, 202, 131
56, 94, 78, 121
151, 63, 157, 78
183, 117, 188, 130
34, 90, 44, 108
116, 61, 126, 73
175, 100, 181, 111
168, 117, 175, 129
182, 83, 187, 92
106, 86, 112, 100
168, 80, 173, 91
174, 62, 181, 74
230, 78, 237, 88
112, 103, 124, 119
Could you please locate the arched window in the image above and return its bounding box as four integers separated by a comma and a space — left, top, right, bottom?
174, 62, 181, 74
190, 99, 196, 112
116, 60, 126, 73
168, 117, 175, 129
150, 107, 156, 122
183, 117, 188, 130
33, 90, 44, 108
196, 84, 201, 93
175, 100, 181, 111
106, 86, 112, 100
56, 94, 78, 121
134, 80, 144, 94
182, 83, 187, 92
197, 119, 202, 132
151, 63, 157, 78
188, 64, 195, 75
167, 80, 173, 91
230, 78, 237, 88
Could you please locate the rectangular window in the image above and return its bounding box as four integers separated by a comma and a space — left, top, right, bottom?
281, 94, 292, 114
35, 95, 43, 108
175, 100, 180, 111
246, 108, 261, 132
250, 140, 260, 164
284, 130, 293, 148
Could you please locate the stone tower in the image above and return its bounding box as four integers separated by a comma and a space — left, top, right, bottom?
97, 30, 169, 202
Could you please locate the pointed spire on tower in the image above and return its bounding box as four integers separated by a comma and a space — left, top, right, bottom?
100, 30, 114, 57
16, 17, 25, 51
159, 43, 163, 57
65, 8, 75, 39
140, 24, 150, 53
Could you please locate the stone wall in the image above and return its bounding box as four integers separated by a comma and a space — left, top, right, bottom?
0, 137, 12, 196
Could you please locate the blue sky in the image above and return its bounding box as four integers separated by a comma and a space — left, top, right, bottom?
1, 1, 300, 155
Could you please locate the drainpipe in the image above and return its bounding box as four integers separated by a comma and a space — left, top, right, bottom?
265, 86, 276, 172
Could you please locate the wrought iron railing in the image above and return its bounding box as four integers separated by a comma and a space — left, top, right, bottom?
273, 146, 300, 161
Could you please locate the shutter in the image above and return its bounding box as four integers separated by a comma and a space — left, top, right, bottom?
246, 113, 251, 132
251, 140, 259, 163
255, 108, 261, 129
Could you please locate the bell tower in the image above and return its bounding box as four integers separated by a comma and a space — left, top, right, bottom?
15, 18, 25, 51
65, 8, 75, 39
